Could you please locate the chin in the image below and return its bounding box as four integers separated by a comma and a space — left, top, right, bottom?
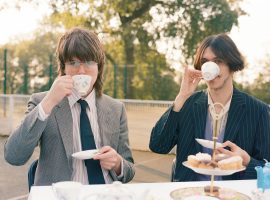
207, 80, 217, 87
208, 78, 222, 88
207, 83, 222, 91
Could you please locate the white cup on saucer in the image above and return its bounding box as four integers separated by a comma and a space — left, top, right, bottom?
52, 181, 82, 200
72, 75, 92, 96
201, 61, 220, 81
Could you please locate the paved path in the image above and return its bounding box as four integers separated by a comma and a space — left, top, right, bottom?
0, 136, 174, 200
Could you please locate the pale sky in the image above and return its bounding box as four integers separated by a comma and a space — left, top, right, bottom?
229, 0, 270, 83
0, 0, 270, 83
0, 1, 50, 44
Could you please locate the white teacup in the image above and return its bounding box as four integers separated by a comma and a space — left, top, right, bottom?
201, 61, 220, 81
52, 181, 82, 200
72, 75, 92, 96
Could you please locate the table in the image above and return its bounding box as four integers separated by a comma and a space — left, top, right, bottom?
28, 179, 256, 200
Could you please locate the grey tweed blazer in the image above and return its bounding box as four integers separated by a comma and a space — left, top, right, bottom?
4, 92, 135, 185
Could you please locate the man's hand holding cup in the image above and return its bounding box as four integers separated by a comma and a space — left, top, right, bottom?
41, 75, 74, 114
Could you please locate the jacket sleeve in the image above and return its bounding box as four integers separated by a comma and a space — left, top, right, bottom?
4, 94, 48, 165
149, 106, 180, 154
241, 105, 270, 179
110, 103, 135, 183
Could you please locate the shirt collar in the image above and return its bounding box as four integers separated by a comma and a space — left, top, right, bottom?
207, 90, 232, 114
84, 89, 96, 109
68, 89, 96, 108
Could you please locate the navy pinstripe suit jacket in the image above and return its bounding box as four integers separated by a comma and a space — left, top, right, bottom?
149, 88, 270, 181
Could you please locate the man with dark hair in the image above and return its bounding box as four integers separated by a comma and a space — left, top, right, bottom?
149, 33, 270, 182
5, 27, 135, 185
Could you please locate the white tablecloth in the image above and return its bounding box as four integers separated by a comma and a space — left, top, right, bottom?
28, 179, 256, 200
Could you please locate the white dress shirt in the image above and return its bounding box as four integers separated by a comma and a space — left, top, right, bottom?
208, 91, 232, 136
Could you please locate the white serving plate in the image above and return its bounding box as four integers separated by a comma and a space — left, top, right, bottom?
72, 149, 100, 160
182, 161, 246, 176
195, 138, 223, 149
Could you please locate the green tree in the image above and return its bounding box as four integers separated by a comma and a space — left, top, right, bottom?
250, 75, 270, 104
0, 44, 25, 94
40, 0, 244, 99
0, 31, 59, 94
2, 0, 244, 99
245, 56, 270, 104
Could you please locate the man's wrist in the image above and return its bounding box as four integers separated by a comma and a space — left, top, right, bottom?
173, 94, 189, 112
113, 155, 122, 175
38, 104, 50, 121
40, 96, 55, 115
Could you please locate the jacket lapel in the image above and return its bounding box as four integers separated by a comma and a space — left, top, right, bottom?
96, 96, 115, 147
193, 91, 208, 152
224, 88, 246, 142
55, 97, 73, 169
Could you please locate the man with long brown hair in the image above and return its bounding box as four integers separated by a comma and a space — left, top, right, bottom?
5, 27, 135, 185
149, 33, 270, 182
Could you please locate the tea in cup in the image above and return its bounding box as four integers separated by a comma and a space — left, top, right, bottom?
52, 181, 82, 200
72, 75, 92, 96
201, 61, 220, 81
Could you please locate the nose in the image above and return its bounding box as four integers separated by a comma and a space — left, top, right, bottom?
77, 64, 86, 74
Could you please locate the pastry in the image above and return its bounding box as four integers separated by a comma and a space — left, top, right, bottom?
195, 152, 212, 161
198, 161, 213, 169
197, 160, 218, 169
186, 152, 243, 171
187, 155, 200, 167
187, 152, 211, 168
217, 156, 243, 170
214, 153, 231, 162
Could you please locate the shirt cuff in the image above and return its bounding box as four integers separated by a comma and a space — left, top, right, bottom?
38, 103, 49, 121
117, 158, 124, 179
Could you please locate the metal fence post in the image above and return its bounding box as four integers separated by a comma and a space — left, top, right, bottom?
3, 49, 7, 117
23, 64, 28, 94
4, 48, 7, 94
49, 54, 53, 88
124, 64, 127, 99
9, 95, 14, 132
113, 64, 118, 98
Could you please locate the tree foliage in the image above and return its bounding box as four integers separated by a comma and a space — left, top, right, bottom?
1, 0, 245, 100
40, 0, 243, 99
0, 31, 59, 94
243, 55, 270, 104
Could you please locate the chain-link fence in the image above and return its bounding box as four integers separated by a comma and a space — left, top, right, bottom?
0, 94, 172, 151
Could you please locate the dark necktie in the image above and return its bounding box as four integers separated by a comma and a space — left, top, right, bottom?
78, 99, 105, 184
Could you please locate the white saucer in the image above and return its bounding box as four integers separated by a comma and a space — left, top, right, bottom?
195, 138, 222, 149
182, 161, 246, 176
72, 149, 100, 160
